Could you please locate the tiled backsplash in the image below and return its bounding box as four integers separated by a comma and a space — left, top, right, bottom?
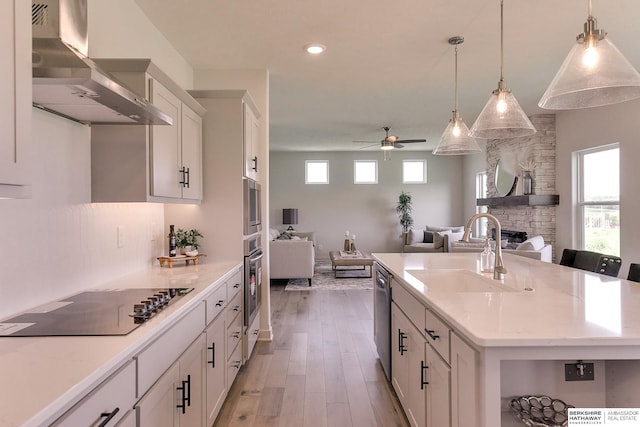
485, 114, 557, 258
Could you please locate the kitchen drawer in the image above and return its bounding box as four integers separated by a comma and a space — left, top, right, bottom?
51, 361, 135, 427
226, 290, 243, 326
136, 302, 205, 396
205, 282, 227, 325
392, 280, 424, 330
227, 338, 243, 386
226, 306, 243, 359
425, 307, 451, 363
227, 270, 243, 300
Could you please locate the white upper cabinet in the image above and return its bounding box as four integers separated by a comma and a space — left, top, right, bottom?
91, 60, 205, 203
0, 1, 31, 198
243, 103, 260, 181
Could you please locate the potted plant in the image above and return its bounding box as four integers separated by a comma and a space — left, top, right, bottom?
175, 228, 204, 256
396, 191, 414, 247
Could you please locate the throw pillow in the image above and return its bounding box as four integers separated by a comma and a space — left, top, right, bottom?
448, 231, 465, 252
517, 235, 545, 251
269, 228, 280, 241
276, 232, 291, 240
408, 230, 423, 245
433, 230, 450, 249
423, 231, 434, 243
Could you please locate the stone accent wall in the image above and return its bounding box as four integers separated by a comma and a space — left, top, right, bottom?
485, 114, 557, 259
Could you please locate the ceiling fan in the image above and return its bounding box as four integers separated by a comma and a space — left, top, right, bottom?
353, 126, 426, 159
353, 126, 427, 150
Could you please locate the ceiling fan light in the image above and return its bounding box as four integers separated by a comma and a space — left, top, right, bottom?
434, 114, 481, 155
539, 37, 640, 110
470, 83, 536, 139
381, 140, 394, 150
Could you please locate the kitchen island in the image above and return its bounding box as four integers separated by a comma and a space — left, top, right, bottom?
373, 252, 640, 427
0, 260, 241, 427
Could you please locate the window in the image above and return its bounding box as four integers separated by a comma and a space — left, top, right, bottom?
354, 160, 377, 184
403, 160, 427, 184
577, 145, 620, 256
305, 160, 329, 184
475, 172, 488, 238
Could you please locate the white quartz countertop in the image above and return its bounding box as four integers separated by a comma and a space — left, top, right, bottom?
0, 260, 240, 427
372, 252, 640, 348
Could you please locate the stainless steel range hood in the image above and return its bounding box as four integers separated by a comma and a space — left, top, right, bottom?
31, 0, 172, 125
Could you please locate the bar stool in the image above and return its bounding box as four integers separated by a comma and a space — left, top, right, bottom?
628, 263, 640, 283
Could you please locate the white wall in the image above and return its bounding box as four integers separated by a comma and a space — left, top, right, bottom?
269, 150, 465, 259
556, 99, 640, 276
0, 0, 194, 318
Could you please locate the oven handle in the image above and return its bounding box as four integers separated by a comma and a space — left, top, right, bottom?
248, 252, 264, 263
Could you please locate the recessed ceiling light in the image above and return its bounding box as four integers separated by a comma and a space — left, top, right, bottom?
305, 44, 326, 54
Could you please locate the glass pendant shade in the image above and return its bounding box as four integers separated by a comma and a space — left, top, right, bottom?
433, 112, 481, 155
470, 81, 536, 139
539, 37, 640, 109
469, 0, 536, 140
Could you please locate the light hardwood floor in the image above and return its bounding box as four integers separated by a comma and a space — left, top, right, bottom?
214, 283, 409, 427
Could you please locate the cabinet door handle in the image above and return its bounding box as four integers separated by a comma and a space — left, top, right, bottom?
184, 167, 190, 188
233, 305, 241, 312
398, 329, 407, 356
232, 331, 241, 339
176, 380, 187, 414
253, 329, 259, 336
215, 300, 225, 307
425, 329, 440, 341
251, 156, 258, 172
233, 283, 240, 289
185, 374, 191, 408
98, 407, 120, 427
420, 361, 429, 390
179, 167, 187, 187
208, 342, 216, 367
233, 360, 242, 369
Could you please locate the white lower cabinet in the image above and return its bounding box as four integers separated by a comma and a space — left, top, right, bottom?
114, 410, 137, 427
137, 334, 206, 427
391, 282, 477, 427
205, 314, 227, 426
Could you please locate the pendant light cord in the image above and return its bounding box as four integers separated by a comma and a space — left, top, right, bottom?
588, 0, 592, 18
500, 0, 504, 81
454, 44, 458, 112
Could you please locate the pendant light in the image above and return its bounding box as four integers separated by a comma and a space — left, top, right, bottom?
538, 0, 640, 110
433, 36, 481, 155
469, 0, 536, 139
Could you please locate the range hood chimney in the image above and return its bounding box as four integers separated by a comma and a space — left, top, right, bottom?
31, 0, 172, 125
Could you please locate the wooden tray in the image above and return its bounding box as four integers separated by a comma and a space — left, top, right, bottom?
157, 254, 206, 268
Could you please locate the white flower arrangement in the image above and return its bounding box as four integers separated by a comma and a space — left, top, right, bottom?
519, 160, 537, 172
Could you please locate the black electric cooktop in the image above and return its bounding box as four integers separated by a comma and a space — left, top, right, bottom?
0, 288, 193, 337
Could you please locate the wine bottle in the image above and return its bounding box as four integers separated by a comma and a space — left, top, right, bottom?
169, 225, 177, 257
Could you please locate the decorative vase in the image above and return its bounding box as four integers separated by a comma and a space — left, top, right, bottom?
180, 245, 193, 255
522, 171, 533, 195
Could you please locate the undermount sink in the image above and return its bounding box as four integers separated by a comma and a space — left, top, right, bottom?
405, 269, 517, 293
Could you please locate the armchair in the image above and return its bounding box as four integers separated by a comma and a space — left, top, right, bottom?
269, 230, 316, 285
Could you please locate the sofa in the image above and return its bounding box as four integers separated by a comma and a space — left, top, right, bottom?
269, 229, 316, 285
451, 235, 553, 263
403, 225, 466, 253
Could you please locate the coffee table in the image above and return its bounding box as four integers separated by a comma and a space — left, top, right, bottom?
329, 250, 374, 278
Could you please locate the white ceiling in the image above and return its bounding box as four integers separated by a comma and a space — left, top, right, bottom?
133, 0, 640, 152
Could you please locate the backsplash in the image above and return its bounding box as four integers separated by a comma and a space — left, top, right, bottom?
0, 110, 164, 319
485, 114, 557, 258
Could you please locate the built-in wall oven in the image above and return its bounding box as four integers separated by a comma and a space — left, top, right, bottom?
243, 234, 263, 328
243, 178, 262, 235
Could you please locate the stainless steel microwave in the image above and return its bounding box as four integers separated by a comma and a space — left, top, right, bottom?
243, 178, 262, 235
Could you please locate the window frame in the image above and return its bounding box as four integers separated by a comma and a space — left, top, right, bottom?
575, 143, 620, 254
354, 160, 378, 184
402, 159, 427, 184
305, 160, 329, 184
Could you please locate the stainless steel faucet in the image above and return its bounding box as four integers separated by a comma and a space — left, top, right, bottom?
461, 213, 507, 280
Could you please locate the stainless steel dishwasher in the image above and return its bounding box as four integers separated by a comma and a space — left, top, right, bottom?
374, 262, 392, 381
